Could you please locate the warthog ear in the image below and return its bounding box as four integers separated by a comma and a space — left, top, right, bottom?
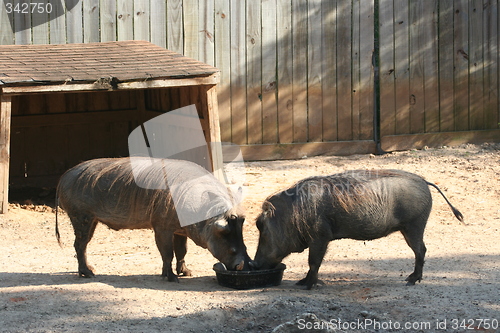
226, 185, 244, 204
214, 219, 230, 233
262, 201, 275, 218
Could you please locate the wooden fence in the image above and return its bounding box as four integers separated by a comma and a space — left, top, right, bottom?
379, 0, 500, 151
0, 0, 499, 160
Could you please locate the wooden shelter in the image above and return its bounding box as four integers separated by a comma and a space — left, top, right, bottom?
0, 40, 223, 213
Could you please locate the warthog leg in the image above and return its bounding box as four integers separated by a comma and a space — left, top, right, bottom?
154, 226, 178, 282
401, 224, 427, 286
296, 240, 329, 290
71, 214, 98, 278
174, 234, 192, 276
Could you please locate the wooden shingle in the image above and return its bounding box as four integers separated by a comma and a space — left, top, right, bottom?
0, 40, 218, 88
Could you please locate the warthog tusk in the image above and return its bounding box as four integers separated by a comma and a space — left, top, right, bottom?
235, 260, 245, 271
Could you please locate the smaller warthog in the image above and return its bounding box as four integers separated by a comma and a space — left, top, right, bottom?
253, 170, 463, 289
56, 157, 250, 281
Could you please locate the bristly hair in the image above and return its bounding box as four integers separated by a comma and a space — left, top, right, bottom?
264, 170, 408, 241
58, 158, 240, 225
293, 169, 405, 213
62, 158, 172, 222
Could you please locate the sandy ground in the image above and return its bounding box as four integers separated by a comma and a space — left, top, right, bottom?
0, 143, 499, 332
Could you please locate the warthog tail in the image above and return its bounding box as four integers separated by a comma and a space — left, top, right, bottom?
55, 189, 62, 247
426, 182, 464, 223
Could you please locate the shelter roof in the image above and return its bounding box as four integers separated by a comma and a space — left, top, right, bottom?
0, 40, 218, 87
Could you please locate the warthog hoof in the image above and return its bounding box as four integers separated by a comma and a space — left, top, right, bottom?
405, 273, 422, 286
176, 261, 192, 276
162, 271, 179, 283
296, 277, 323, 290
78, 266, 95, 278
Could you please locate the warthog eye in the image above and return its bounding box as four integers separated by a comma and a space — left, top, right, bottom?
214, 219, 230, 234
256, 217, 263, 230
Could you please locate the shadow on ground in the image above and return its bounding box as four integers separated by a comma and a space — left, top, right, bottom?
1, 254, 499, 332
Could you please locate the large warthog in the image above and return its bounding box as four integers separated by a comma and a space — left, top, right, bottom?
56, 157, 250, 281
253, 169, 463, 289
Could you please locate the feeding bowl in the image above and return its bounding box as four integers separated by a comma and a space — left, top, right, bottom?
213, 263, 286, 290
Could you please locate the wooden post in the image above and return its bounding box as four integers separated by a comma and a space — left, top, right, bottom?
0, 94, 12, 214
205, 85, 225, 182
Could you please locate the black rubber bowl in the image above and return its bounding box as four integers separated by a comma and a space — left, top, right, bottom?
213, 263, 286, 290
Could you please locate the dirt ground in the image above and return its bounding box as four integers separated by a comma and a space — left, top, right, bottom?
0, 143, 499, 332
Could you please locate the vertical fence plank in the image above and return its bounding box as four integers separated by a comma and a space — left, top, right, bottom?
83, 0, 100, 43
184, 0, 199, 59
292, 0, 308, 143
352, 0, 361, 140
230, 0, 247, 145
134, 0, 150, 41
0, 1, 14, 44
483, 0, 499, 129
167, 0, 184, 54
117, 0, 133, 41
14, 2, 31, 45
322, 0, 337, 141
454, 0, 470, 131
150, 0, 166, 47
358, 0, 374, 140
394, 0, 410, 135
409, 0, 425, 134
277, 0, 293, 144
336, 0, 352, 141
469, 0, 484, 130
66, 0, 83, 43
438, 0, 454, 131
379, 0, 395, 137
246, 0, 262, 144
48, 0, 66, 44
214, 0, 231, 142
100, 0, 117, 42
307, 0, 323, 142
199, 0, 214, 66
423, 0, 439, 133
32, 5, 49, 44
262, 0, 278, 144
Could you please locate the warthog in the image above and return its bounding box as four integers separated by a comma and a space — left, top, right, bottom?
56, 157, 250, 282
253, 169, 463, 289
